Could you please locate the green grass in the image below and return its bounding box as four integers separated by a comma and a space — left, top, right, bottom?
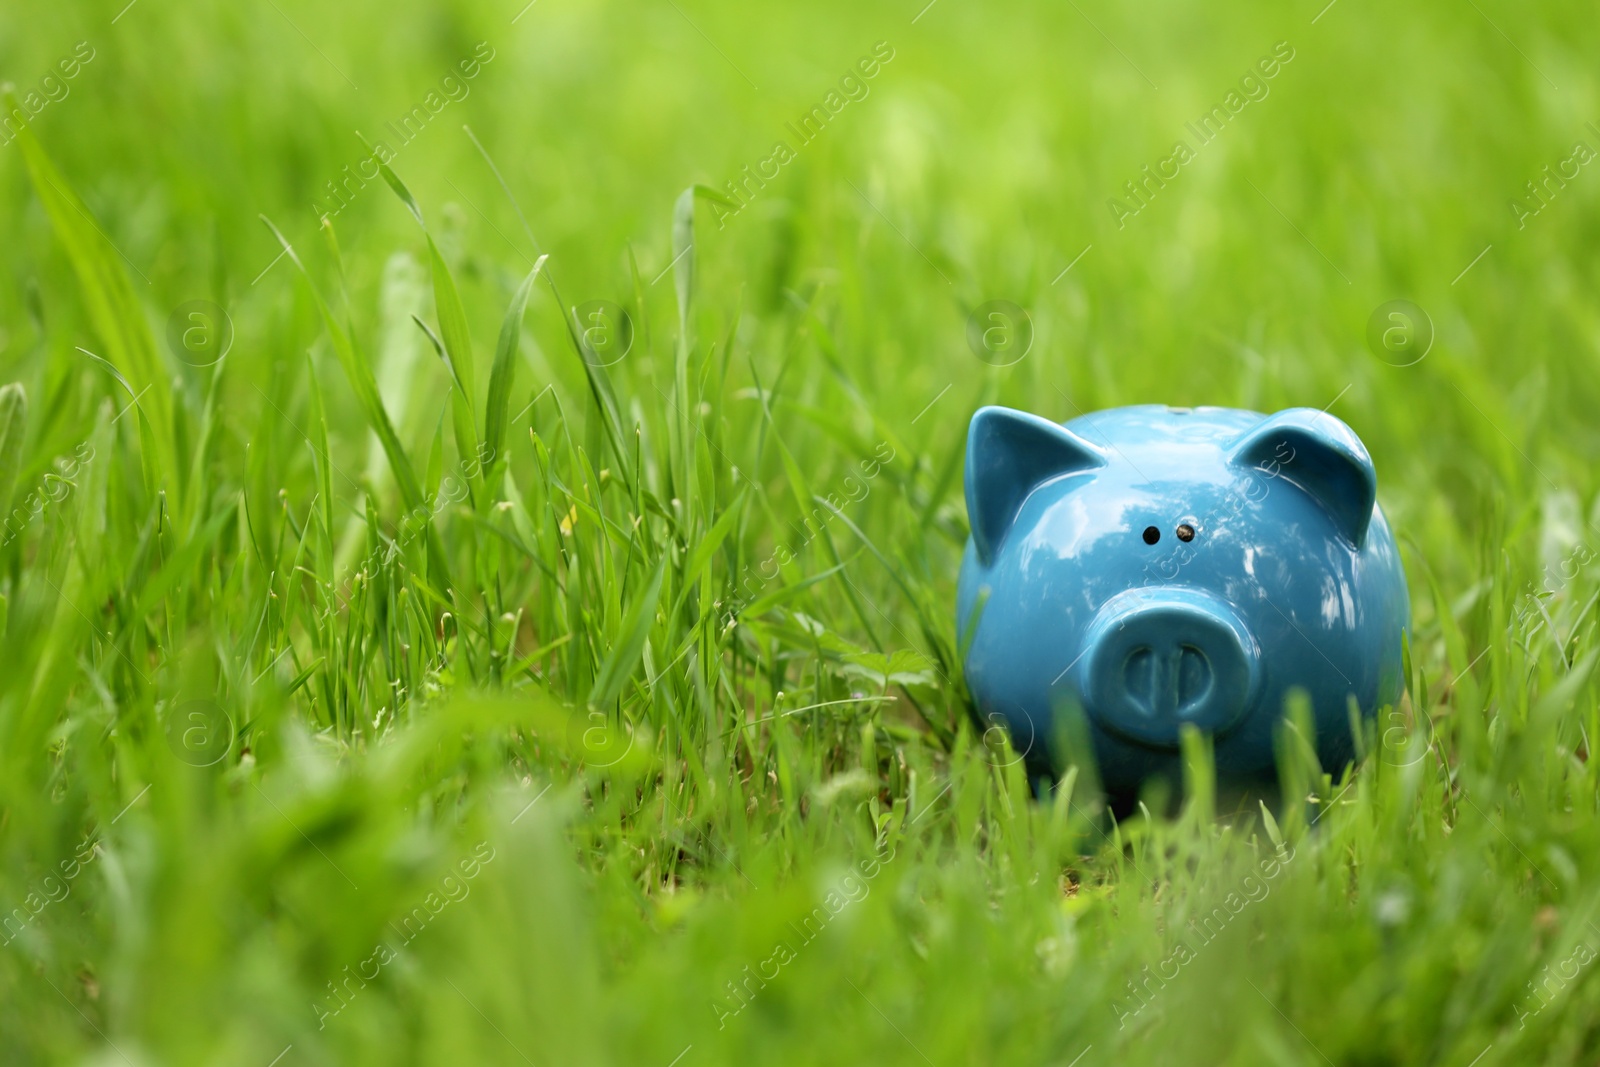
3, 0, 1600, 1063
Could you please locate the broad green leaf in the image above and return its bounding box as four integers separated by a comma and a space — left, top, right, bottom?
841, 649, 939, 690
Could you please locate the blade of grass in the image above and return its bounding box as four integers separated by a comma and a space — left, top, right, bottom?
12, 100, 177, 509
0, 383, 27, 515
259, 215, 453, 593
368, 148, 483, 476
589, 557, 666, 710
484, 257, 548, 484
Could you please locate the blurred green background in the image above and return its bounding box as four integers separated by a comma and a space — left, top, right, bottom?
3, 0, 1600, 1063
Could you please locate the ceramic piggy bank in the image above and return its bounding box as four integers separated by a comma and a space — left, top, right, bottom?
956, 405, 1409, 795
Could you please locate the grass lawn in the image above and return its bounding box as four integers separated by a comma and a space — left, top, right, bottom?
3, 0, 1600, 1062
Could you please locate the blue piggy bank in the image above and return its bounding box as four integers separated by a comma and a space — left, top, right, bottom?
956, 405, 1409, 795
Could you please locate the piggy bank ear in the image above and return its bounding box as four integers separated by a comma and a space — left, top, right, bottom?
1228, 408, 1377, 547
965, 406, 1106, 564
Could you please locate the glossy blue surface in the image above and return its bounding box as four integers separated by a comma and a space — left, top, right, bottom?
956, 404, 1410, 794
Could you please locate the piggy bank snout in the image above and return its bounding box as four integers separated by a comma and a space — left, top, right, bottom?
1080, 589, 1260, 749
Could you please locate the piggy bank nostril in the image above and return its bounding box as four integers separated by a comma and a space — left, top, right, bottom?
1122, 646, 1155, 704
1177, 644, 1213, 709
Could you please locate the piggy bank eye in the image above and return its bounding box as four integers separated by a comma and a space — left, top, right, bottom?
1176, 523, 1196, 542
1142, 526, 1160, 545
